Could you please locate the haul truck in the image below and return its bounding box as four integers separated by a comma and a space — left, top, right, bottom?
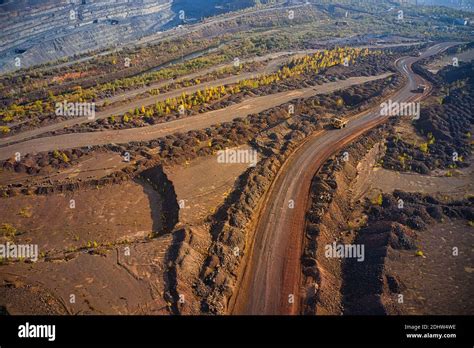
332, 117, 348, 129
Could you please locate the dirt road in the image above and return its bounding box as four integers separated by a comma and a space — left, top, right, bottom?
0, 58, 285, 147
0, 42, 420, 148
230, 42, 456, 315
0, 74, 391, 160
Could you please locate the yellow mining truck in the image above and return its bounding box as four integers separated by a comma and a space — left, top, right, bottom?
332, 117, 348, 129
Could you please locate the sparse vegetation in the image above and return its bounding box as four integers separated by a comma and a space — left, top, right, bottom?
18, 207, 32, 218
0, 223, 17, 240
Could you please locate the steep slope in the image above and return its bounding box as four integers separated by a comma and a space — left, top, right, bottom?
0, 0, 274, 73
0, 0, 174, 72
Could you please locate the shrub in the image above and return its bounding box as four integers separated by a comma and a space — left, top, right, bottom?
372, 193, 383, 206
0, 223, 17, 240
0, 126, 10, 134
419, 143, 429, 153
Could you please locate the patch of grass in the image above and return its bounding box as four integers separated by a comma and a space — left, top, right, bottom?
53, 150, 70, 163
86, 240, 99, 248
18, 207, 32, 218
0, 126, 10, 134
0, 223, 17, 240
419, 142, 429, 153
372, 193, 383, 206
92, 248, 107, 256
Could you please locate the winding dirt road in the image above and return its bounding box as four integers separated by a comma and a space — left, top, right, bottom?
230, 42, 456, 315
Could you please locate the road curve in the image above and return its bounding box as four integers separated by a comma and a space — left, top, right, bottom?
230, 42, 455, 315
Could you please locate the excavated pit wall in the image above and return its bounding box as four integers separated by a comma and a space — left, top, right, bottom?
1, 155, 165, 197
0, 163, 180, 236
139, 165, 180, 235
0, 0, 174, 72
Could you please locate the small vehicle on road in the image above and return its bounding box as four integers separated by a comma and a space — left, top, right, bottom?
332, 117, 348, 129
412, 84, 426, 93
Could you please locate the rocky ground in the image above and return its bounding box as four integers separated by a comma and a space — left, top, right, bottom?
0, 164, 179, 315
301, 121, 473, 315
0, 60, 399, 314
384, 63, 473, 175
300, 58, 473, 315
164, 72, 405, 314
1, 40, 471, 315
